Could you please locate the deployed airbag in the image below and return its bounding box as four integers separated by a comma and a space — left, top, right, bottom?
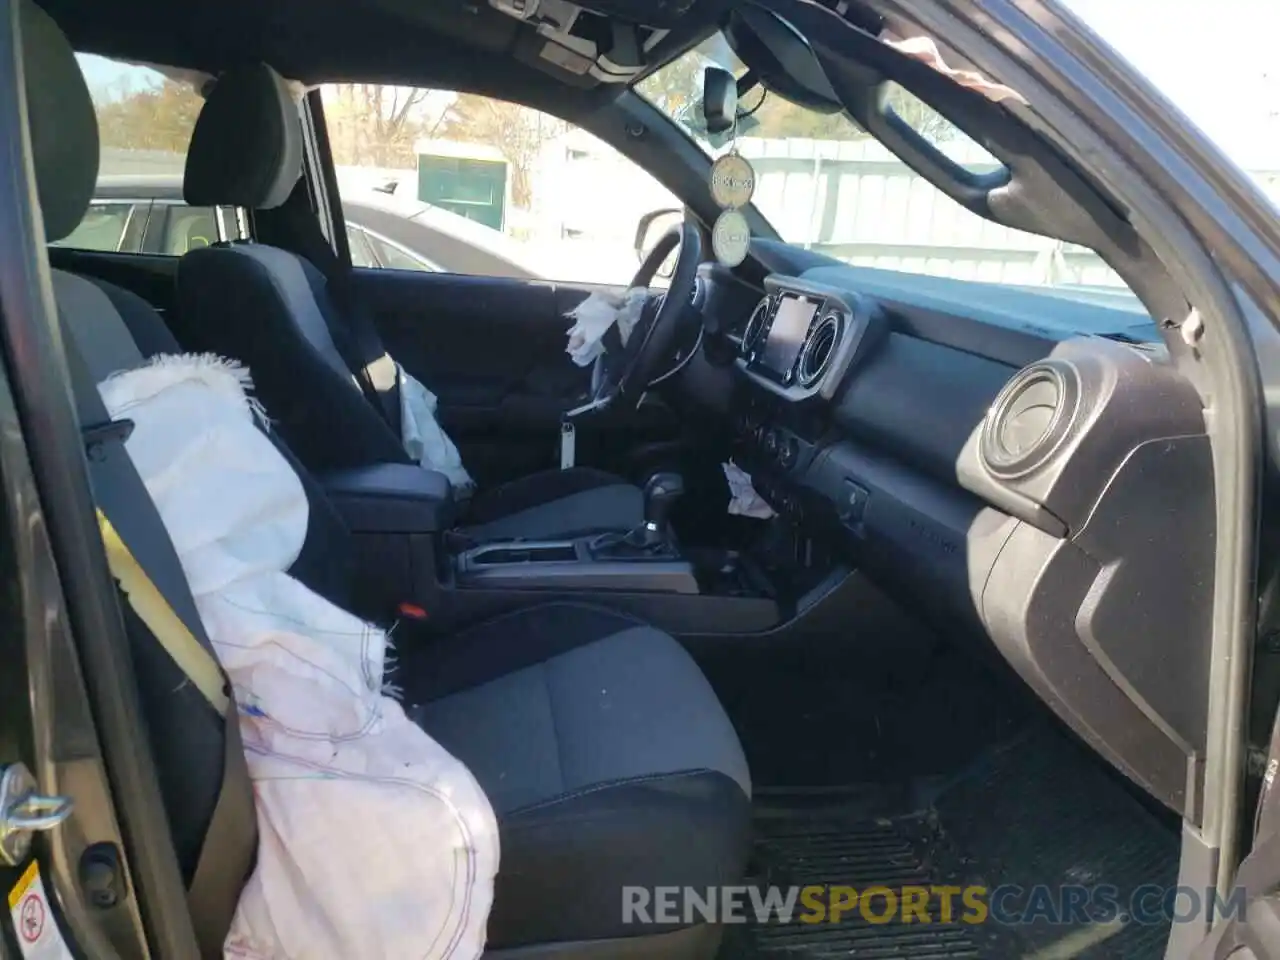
565, 288, 647, 367
398, 363, 475, 495
97, 354, 499, 959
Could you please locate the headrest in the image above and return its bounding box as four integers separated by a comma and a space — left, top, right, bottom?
19, 0, 99, 242
184, 63, 303, 210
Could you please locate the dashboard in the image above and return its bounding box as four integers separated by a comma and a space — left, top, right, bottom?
695, 259, 1215, 823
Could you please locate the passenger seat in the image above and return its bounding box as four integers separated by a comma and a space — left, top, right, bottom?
171, 63, 648, 543
21, 2, 752, 955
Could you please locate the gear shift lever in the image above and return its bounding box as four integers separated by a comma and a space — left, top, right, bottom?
589, 472, 684, 558
639, 472, 684, 545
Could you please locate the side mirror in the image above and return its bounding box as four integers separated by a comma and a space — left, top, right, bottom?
634, 208, 683, 279
702, 66, 738, 136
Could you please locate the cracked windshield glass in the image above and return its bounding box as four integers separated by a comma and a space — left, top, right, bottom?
70, 0, 1276, 309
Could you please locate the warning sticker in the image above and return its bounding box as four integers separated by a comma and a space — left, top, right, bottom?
8, 862, 74, 959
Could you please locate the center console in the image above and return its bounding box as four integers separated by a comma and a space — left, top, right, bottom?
453, 472, 695, 592
320, 464, 783, 636
454, 536, 698, 593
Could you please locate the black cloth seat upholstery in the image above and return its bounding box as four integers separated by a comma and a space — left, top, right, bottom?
403, 603, 752, 948
55, 265, 753, 953
23, 9, 750, 953
172, 63, 644, 542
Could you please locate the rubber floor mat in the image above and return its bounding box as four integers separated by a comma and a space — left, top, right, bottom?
735, 727, 1179, 960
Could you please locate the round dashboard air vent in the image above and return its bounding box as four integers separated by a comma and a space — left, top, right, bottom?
743, 296, 771, 352
981, 360, 1081, 478
796, 312, 841, 387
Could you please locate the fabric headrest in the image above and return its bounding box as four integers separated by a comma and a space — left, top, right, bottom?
19, 0, 99, 242
184, 63, 303, 210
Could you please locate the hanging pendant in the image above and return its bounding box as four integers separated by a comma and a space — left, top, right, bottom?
712, 209, 751, 267
709, 151, 756, 210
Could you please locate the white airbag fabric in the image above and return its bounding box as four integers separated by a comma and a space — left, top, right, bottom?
565, 288, 647, 367
398, 364, 475, 495
97, 354, 499, 960
723, 460, 775, 520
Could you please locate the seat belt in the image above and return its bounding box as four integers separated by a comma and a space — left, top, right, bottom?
63, 335, 255, 958
97, 509, 254, 958
254, 181, 403, 437
96, 511, 227, 713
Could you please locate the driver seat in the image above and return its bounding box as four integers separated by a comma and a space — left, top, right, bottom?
173, 63, 644, 542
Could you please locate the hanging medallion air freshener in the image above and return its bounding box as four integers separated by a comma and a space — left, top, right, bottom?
708, 123, 757, 268
709, 151, 756, 210
711, 208, 752, 268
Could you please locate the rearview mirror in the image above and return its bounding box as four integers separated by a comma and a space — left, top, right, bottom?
702, 66, 738, 136
725, 6, 844, 114
634, 208, 683, 280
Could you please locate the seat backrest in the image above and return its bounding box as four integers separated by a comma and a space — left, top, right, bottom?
174, 64, 411, 473
21, 2, 359, 930
20, 3, 252, 929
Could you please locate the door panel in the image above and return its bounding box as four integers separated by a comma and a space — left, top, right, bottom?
351, 268, 677, 486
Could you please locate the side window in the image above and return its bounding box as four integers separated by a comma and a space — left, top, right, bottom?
51, 202, 140, 252
320, 85, 678, 283
366, 234, 436, 272
347, 225, 380, 268
159, 205, 217, 254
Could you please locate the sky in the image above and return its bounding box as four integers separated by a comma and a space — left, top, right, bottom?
1059, 0, 1280, 169
74, 0, 1280, 172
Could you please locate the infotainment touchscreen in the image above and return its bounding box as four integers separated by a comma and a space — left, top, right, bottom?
760, 294, 819, 376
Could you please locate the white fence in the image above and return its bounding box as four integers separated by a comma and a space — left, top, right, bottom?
736, 136, 1280, 288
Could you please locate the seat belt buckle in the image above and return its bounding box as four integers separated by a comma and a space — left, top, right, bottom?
81, 417, 134, 461
559, 420, 576, 470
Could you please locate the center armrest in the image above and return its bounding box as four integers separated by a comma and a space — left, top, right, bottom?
320, 463, 455, 533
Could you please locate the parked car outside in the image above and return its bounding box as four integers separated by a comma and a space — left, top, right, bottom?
69, 174, 545, 279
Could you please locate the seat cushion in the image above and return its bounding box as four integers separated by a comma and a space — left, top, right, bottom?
462, 467, 645, 541
403, 604, 751, 948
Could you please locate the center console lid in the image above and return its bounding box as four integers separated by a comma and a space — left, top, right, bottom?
320, 463, 455, 533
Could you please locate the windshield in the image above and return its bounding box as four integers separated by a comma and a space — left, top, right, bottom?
639, 37, 1140, 308
638, 22, 1274, 338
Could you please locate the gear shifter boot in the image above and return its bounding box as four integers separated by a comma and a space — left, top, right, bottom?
588, 473, 684, 559
588, 527, 676, 560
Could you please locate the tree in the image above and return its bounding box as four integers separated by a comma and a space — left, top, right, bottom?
638, 46, 960, 145
93, 78, 204, 153
636, 49, 703, 122
440, 95, 569, 206
324, 84, 436, 168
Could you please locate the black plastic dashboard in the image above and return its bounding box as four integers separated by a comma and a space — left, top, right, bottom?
703, 260, 1215, 822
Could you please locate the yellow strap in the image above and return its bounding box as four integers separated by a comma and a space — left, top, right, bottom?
95, 509, 229, 715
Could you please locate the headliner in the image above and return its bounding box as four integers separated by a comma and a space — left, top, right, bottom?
37, 0, 713, 90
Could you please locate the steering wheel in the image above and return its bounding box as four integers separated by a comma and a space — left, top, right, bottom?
590, 217, 702, 408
